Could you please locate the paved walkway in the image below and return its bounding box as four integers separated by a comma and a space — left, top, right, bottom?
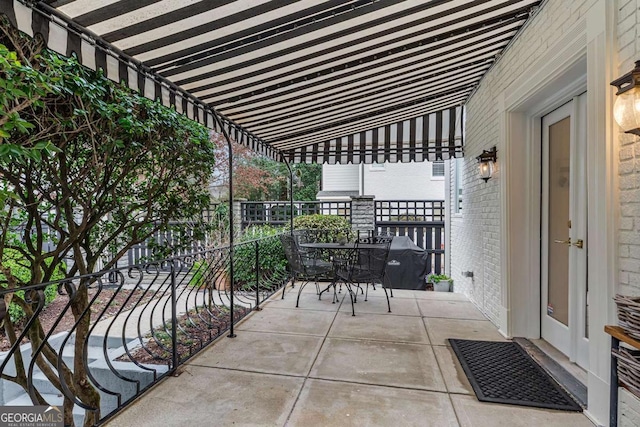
106, 286, 594, 427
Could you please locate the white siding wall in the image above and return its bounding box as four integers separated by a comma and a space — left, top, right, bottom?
321, 164, 359, 192
617, 0, 640, 296
322, 162, 445, 199
363, 162, 445, 200
449, 0, 600, 323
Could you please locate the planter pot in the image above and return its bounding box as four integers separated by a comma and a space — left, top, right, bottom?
433, 280, 452, 292
211, 269, 231, 291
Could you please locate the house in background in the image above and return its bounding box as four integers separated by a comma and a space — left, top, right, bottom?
317, 161, 445, 201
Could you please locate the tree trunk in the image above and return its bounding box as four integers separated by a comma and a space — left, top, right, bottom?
70, 284, 101, 426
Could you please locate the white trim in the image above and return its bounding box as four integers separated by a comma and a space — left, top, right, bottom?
445, 159, 452, 276
315, 196, 353, 202
451, 158, 464, 214
585, 372, 611, 427
585, 3, 618, 423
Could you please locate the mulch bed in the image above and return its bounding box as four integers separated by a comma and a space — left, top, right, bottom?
0, 288, 156, 352
1, 286, 253, 366
116, 306, 250, 365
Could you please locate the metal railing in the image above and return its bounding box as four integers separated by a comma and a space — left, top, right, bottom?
375, 200, 445, 274
0, 234, 288, 426
241, 201, 351, 229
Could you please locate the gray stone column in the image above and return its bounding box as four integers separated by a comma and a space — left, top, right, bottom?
350, 195, 375, 232
232, 198, 246, 232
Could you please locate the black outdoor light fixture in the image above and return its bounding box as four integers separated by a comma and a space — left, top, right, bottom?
476, 146, 497, 182
611, 60, 640, 136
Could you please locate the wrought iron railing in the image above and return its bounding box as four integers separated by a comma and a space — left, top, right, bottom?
375, 200, 445, 274
0, 234, 287, 426
241, 201, 351, 229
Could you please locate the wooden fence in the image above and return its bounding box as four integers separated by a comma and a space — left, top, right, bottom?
375, 200, 445, 274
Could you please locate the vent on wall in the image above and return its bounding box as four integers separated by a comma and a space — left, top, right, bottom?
432, 160, 445, 177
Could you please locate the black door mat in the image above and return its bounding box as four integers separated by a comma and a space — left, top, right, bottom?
449, 339, 582, 412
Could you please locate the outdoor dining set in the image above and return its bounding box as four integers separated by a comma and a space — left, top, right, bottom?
280, 230, 393, 316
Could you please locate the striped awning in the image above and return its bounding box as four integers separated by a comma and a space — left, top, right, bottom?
2, 0, 541, 164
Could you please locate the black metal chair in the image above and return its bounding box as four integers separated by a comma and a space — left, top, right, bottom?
335, 235, 393, 316
279, 234, 333, 304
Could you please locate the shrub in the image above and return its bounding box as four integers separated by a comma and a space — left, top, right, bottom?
188, 260, 208, 288
1, 249, 65, 322
187, 226, 287, 290
291, 214, 352, 243
426, 274, 452, 283
292, 214, 350, 231
239, 225, 281, 241
233, 226, 287, 288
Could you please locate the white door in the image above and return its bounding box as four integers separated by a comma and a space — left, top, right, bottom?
540, 94, 589, 369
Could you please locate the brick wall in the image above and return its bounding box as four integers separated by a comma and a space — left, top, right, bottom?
350, 195, 375, 231
617, 0, 640, 296
449, 0, 599, 324
450, 0, 640, 418
620, 388, 640, 426
617, 0, 640, 419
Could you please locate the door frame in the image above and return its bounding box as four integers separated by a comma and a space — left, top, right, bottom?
495, 1, 616, 423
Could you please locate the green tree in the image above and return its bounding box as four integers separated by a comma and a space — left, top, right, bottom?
248, 156, 321, 201
210, 138, 321, 201
0, 19, 216, 426
290, 162, 322, 201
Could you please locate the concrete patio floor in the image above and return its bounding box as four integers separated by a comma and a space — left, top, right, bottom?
106, 285, 595, 427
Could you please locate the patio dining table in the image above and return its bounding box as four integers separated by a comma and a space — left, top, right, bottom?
299, 241, 391, 299
300, 236, 429, 292
299, 242, 383, 250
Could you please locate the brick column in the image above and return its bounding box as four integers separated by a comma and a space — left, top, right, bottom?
232, 198, 246, 232
350, 195, 375, 232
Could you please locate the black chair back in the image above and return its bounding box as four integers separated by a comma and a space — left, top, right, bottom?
354, 236, 393, 281
280, 234, 305, 275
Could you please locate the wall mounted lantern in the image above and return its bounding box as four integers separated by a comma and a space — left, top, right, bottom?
611, 60, 640, 136
476, 146, 497, 182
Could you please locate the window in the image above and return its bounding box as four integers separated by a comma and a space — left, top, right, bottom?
454, 158, 463, 214
431, 160, 445, 178
369, 162, 385, 171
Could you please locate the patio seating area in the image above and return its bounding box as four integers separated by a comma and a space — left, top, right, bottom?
106, 286, 594, 427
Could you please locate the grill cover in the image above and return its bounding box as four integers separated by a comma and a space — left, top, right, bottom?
385, 236, 429, 290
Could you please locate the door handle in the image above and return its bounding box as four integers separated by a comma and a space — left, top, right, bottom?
573, 239, 584, 249
553, 238, 571, 245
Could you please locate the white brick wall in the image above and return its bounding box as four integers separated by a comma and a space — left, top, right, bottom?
617, 0, 640, 419
620, 388, 640, 427
449, 0, 599, 324
450, 0, 640, 420
617, 0, 640, 297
